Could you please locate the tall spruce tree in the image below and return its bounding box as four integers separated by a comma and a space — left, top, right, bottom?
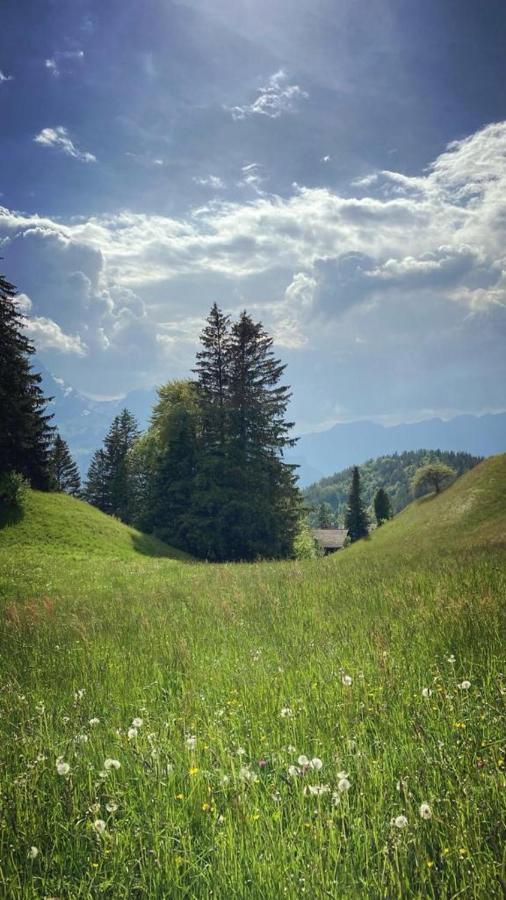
223, 311, 300, 561
83, 449, 109, 510
0, 272, 53, 488
103, 409, 140, 521
373, 487, 391, 525
345, 466, 369, 542
49, 433, 81, 495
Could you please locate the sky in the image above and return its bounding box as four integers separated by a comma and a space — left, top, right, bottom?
1, 0, 506, 433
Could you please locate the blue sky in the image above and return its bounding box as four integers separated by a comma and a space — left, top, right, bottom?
1, 0, 506, 431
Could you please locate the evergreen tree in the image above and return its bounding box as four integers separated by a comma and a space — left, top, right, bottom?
83, 449, 109, 510
317, 502, 333, 528
103, 409, 140, 521
223, 311, 300, 561
374, 487, 391, 525
0, 272, 53, 488
344, 466, 369, 542
49, 433, 81, 495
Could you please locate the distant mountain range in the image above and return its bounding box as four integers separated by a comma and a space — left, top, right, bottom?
40, 364, 506, 485
287, 413, 506, 486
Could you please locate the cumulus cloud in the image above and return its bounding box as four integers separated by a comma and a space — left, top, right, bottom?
229, 70, 308, 120
24, 316, 87, 355
34, 127, 96, 163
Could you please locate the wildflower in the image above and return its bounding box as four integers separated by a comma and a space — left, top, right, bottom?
304, 784, 330, 796
341, 674, 353, 687
56, 760, 70, 776
310, 757, 323, 771
201, 802, 211, 812
89, 718, 100, 727
127, 727, 138, 740
331, 792, 340, 806
93, 819, 106, 835
298, 755, 309, 767
74, 689, 85, 701
447, 655, 456, 664
28, 846, 39, 860
185, 735, 197, 750
106, 801, 118, 813
74, 733, 89, 744
236, 747, 246, 756
239, 766, 258, 783
337, 776, 351, 793
132, 717, 143, 728
422, 688, 432, 698
458, 680, 471, 690
104, 758, 121, 771
419, 802, 432, 819
188, 767, 199, 776
288, 765, 299, 777
280, 707, 293, 718
90, 802, 101, 815
392, 815, 408, 829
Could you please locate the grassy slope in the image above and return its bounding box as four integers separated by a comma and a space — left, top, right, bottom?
0, 457, 504, 898
0, 489, 190, 561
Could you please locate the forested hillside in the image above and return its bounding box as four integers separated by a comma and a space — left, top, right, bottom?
303, 449, 482, 525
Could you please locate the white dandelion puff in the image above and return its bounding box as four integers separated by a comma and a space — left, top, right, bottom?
447, 654, 456, 664
297, 755, 309, 767
419, 802, 432, 819
288, 765, 300, 777
89, 802, 101, 815
310, 757, 323, 771
89, 718, 100, 727
185, 735, 197, 750
331, 792, 340, 806
56, 760, 70, 776
338, 776, 351, 793
132, 717, 143, 728
392, 814, 408, 829
106, 801, 118, 813
458, 680, 471, 690
304, 784, 330, 796
74, 689, 85, 701
422, 688, 432, 698
104, 758, 121, 770
341, 674, 353, 687
127, 726, 138, 740
93, 819, 106, 834
280, 706, 293, 718
28, 846, 39, 859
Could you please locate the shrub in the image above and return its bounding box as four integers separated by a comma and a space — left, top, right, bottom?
0, 471, 28, 507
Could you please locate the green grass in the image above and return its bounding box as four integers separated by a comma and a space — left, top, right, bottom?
0, 457, 505, 898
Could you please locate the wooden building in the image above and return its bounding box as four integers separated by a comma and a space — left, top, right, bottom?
311, 528, 348, 555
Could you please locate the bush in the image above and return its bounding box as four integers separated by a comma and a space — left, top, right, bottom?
0, 471, 28, 507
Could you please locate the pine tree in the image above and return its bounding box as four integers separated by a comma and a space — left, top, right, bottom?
317, 502, 333, 528
0, 272, 53, 488
345, 466, 369, 542
373, 487, 391, 525
223, 311, 300, 561
102, 409, 140, 521
83, 449, 109, 510
49, 433, 81, 495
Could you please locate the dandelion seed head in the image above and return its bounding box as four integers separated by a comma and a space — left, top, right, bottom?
132, 717, 143, 728
288, 765, 300, 777
297, 755, 309, 767
392, 815, 408, 829
89, 718, 100, 727
127, 726, 138, 740
106, 801, 118, 813
56, 760, 70, 776
28, 846, 39, 859
310, 757, 323, 771
104, 758, 121, 770
185, 735, 197, 750
458, 680, 471, 690
337, 776, 351, 793
419, 802, 432, 819
422, 688, 432, 698
280, 706, 293, 718
341, 674, 353, 687
93, 819, 106, 834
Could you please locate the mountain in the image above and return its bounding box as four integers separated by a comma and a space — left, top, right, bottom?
303, 449, 482, 526
289, 413, 506, 485
39, 365, 156, 476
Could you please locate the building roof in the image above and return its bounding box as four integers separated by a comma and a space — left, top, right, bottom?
311, 528, 348, 549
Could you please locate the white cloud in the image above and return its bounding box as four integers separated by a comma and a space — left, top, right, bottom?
44, 50, 84, 77
0, 70, 13, 84
193, 174, 225, 189
229, 70, 308, 120
125, 152, 164, 168
24, 316, 87, 355
34, 127, 96, 163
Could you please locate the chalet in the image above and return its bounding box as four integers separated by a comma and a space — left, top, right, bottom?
311, 528, 348, 555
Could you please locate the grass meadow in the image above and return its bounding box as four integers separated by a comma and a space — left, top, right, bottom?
0, 457, 505, 898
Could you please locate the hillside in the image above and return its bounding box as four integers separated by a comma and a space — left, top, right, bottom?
337, 453, 506, 564
0, 457, 504, 898
0, 489, 189, 562
304, 449, 481, 526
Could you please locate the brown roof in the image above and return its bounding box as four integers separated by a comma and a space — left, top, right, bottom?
311, 528, 348, 549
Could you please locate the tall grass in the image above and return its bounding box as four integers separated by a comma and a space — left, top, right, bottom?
0, 465, 505, 898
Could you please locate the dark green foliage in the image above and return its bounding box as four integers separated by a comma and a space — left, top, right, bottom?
49, 433, 81, 495
344, 466, 369, 542
0, 272, 53, 489
317, 502, 333, 528
84, 409, 140, 520
412, 461, 456, 497
83, 449, 109, 511
374, 487, 391, 525
304, 450, 482, 525
0, 471, 28, 507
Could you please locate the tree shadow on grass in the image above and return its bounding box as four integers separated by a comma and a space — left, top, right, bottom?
0, 502, 24, 530
130, 532, 190, 561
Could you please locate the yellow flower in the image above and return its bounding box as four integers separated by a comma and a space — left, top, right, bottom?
202, 802, 211, 812
250, 813, 260, 821
188, 767, 199, 776
426, 860, 434, 869
175, 855, 184, 866
459, 848, 468, 858
176, 793, 184, 800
